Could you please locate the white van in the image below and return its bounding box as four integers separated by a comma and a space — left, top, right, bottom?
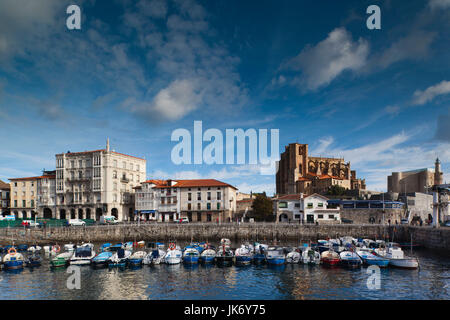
68, 219, 86, 226
99, 216, 119, 225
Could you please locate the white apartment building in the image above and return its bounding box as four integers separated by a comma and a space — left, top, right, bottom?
274, 193, 341, 224
36, 171, 56, 218
135, 179, 237, 222
53, 139, 146, 221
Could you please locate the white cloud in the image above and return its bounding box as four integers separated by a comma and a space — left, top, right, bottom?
412, 80, 450, 105
283, 28, 369, 90
428, 0, 450, 9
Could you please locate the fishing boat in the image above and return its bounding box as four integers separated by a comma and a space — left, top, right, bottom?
145, 247, 166, 265
69, 243, 95, 265
123, 241, 134, 251
265, 247, 286, 265
339, 251, 362, 268
128, 251, 147, 267
164, 243, 183, 265
17, 244, 28, 252
375, 245, 419, 269
356, 250, 389, 267
199, 246, 216, 264
220, 238, 231, 247
300, 245, 320, 265
108, 248, 131, 267
320, 250, 340, 266
252, 243, 268, 264
235, 245, 253, 265
216, 245, 234, 266
51, 251, 73, 268
3, 248, 24, 270
183, 247, 200, 264
91, 251, 113, 268
285, 248, 301, 264
25, 253, 42, 267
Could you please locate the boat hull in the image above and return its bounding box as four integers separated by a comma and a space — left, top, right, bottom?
199, 256, 215, 264
183, 256, 199, 264
266, 258, 285, 265
389, 258, 419, 269
252, 254, 266, 264
322, 258, 340, 266
216, 256, 233, 266
128, 258, 143, 266
340, 259, 362, 268
4, 260, 24, 270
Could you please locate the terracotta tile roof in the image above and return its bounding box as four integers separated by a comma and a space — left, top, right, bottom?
0, 179, 10, 189
9, 174, 56, 181
276, 194, 301, 201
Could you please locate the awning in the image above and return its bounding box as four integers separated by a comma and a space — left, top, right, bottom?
136, 210, 156, 214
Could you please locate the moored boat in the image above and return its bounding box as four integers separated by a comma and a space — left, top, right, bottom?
320, 250, 340, 266
128, 251, 147, 267
199, 246, 216, 264
356, 250, 389, 267
108, 248, 131, 267
265, 247, 286, 265
91, 251, 113, 268
51, 251, 73, 268
285, 248, 301, 264
216, 245, 234, 266
25, 254, 42, 268
164, 243, 183, 265
339, 251, 362, 268
235, 245, 253, 265
69, 243, 95, 265
183, 247, 200, 264
300, 246, 320, 265
375, 245, 419, 269
3, 247, 24, 270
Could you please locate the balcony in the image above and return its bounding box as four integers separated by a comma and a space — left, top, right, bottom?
121, 177, 129, 183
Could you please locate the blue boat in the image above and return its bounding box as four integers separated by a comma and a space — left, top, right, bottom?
25, 254, 42, 268
108, 248, 131, 268
183, 248, 200, 264
99, 243, 112, 252
339, 251, 362, 268
199, 247, 216, 264
92, 251, 113, 268
109, 243, 123, 252
235, 246, 253, 265
3, 249, 24, 270
357, 250, 389, 267
265, 247, 286, 265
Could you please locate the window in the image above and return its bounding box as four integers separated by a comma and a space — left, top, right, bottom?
318, 203, 324, 208
318, 214, 323, 219
294, 203, 300, 207
113, 194, 117, 202
14, 200, 17, 207
113, 171, 117, 179
188, 193, 191, 201
207, 192, 211, 200
217, 192, 221, 200
136, 164, 140, 171
217, 203, 220, 210
294, 214, 301, 220
71, 160, 75, 168
22, 200, 26, 207
79, 160, 82, 168
130, 163, 134, 170
197, 192, 201, 200
197, 203, 201, 210
31, 200, 34, 207
78, 171, 83, 179
279, 202, 288, 208
329, 215, 334, 219
207, 203, 211, 210
307, 203, 313, 208
188, 203, 192, 210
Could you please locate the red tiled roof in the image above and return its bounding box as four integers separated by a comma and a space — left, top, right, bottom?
9, 174, 55, 181
143, 179, 168, 187
0, 180, 10, 189
147, 179, 237, 190
276, 194, 301, 201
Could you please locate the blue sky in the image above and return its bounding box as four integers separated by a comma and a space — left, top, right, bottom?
0, 0, 449, 195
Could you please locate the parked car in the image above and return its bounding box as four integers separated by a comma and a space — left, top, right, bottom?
68, 219, 86, 226
21, 220, 41, 227
400, 218, 409, 225
341, 218, 353, 224
177, 217, 189, 224
99, 216, 119, 225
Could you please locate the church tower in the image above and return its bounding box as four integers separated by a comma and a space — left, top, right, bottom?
434, 157, 443, 185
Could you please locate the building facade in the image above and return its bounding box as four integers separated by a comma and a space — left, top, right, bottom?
36, 171, 57, 219
53, 139, 146, 221
276, 143, 365, 196
273, 193, 341, 224
9, 177, 38, 219
135, 179, 237, 222
0, 179, 10, 216
387, 158, 444, 194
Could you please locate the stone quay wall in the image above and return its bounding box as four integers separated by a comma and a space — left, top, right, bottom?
0, 223, 448, 251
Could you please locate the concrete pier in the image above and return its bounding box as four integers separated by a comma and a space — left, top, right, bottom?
0, 223, 448, 252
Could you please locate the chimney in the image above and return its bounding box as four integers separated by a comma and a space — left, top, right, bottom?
106, 137, 110, 152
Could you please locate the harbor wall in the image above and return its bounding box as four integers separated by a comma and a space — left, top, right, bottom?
0, 224, 448, 251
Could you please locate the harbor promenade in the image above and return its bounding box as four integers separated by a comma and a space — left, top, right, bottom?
0, 223, 448, 252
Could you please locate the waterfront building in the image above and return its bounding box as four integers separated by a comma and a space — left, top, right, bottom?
0, 179, 10, 216
387, 158, 444, 194
36, 171, 57, 218
9, 176, 38, 219
53, 139, 146, 221
135, 179, 237, 222
273, 193, 341, 224
276, 143, 365, 196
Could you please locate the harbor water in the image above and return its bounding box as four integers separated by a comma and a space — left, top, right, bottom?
0, 246, 448, 300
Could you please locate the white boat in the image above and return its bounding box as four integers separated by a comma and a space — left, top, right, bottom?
375, 245, 418, 269
339, 251, 362, 268
145, 248, 166, 265
300, 246, 320, 265
69, 243, 95, 265
286, 250, 301, 264
3, 249, 24, 270
199, 248, 216, 264
235, 245, 253, 265
51, 251, 73, 268
64, 244, 75, 252
164, 245, 183, 265
220, 238, 231, 248
128, 251, 147, 266
27, 245, 42, 253
109, 249, 132, 267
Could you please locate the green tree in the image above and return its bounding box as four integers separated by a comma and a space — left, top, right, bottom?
251, 193, 274, 222
327, 185, 346, 196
